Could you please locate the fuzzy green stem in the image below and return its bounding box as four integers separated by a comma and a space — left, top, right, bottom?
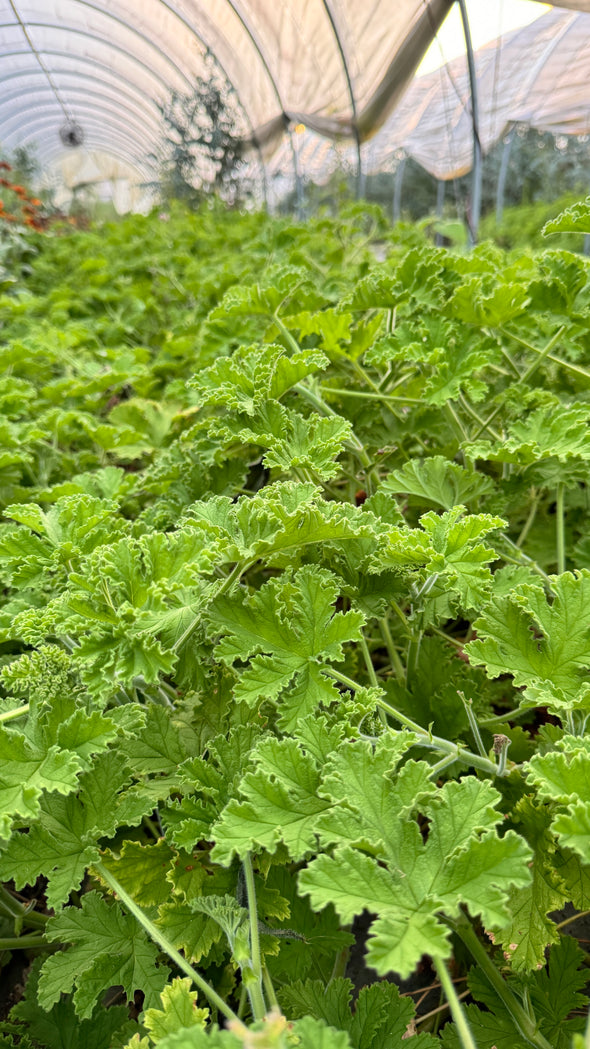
471, 326, 566, 441
359, 634, 380, 689
459, 693, 488, 759
499, 324, 588, 383
242, 854, 266, 1022
172, 559, 252, 654
379, 617, 405, 682
428, 753, 463, 780
443, 402, 468, 443
0, 886, 47, 928
0, 703, 29, 723
556, 482, 566, 575
433, 957, 478, 1049
262, 964, 279, 1011
325, 667, 501, 776
358, 633, 387, 726
555, 909, 590, 931
516, 491, 539, 549
0, 934, 48, 950
319, 386, 421, 405
272, 312, 304, 357
451, 915, 553, 1049
94, 861, 239, 1023
458, 393, 502, 442
479, 707, 529, 727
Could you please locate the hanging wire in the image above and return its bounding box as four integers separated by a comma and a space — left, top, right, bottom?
7, 0, 73, 125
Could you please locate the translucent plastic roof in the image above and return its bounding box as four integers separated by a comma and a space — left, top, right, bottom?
372, 5, 590, 180
262, 3, 590, 190
0, 0, 454, 178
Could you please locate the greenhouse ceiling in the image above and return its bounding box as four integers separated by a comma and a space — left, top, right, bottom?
1, 0, 590, 187
0, 0, 454, 176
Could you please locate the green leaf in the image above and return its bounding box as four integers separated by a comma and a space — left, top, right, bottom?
39, 892, 169, 1019
467, 571, 590, 714
0, 752, 151, 908
185, 481, 385, 570
189, 343, 328, 414
298, 737, 532, 977
11, 959, 131, 1049
211, 736, 333, 864
526, 738, 590, 863
382, 457, 494, 510
372, 506, 504, 617
142, 978, 209, 1039
491, 799, 567, 971
543, 197, 590, 235
209, 566, 364, 729
0, 724, 82, 840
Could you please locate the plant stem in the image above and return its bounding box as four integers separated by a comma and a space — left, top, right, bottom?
500, 324, 589, 383
0, 886, 47, 928
262, 963, 279, 1010
359, 634, 380, 689
432, 957, 478, 1049
471, 326, 566, 441
459, 692, 488, 759
450, 914, 553, 1049
443, 402, 468, 443
555, 909, 590, 931
94, 861, 240, 1023
0, 934, 48, 950
516, 490, 539, 548
359, 633, 388, 726
458, 392, 502, 442
379, 616, 406, 682
319, 386, 421, 405
325, 667, 501, 776
242, 854, 267, 1022
556, 482, 566, 575
0, 703, 29, 723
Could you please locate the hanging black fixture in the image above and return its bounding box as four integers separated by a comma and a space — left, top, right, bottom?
59, 121, 84, 148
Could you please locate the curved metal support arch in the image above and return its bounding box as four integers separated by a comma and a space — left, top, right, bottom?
4, 9, 272, 202
72, 4, 269, 203
156, 0, 282, 203
318, 0, 363, 196
0, 13, 194, 98
1, 45, 176, 104
0, 83, 161, 138
0, 97, 159, 149
0, 59, 166, 151
0, 23, 193, 101
1, 113, 150, 164
70, 0, 269, 187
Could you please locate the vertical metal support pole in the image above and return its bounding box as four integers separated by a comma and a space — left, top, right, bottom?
495, 126, 515, 225
435, 178, 446, 245
393, 155, 406, 223
253, 140, 269, 212
289, 128, 304, 220
354, 129, 365, 199
457, 0, 481, 246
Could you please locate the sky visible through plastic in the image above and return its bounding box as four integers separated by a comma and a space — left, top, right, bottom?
420, 0, 552, 72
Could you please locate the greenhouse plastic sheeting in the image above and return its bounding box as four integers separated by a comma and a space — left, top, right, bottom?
264, 5, 590, 188
0, 0, 454, 176
374, 6, 590, 180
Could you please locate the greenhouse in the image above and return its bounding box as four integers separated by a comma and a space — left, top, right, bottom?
3, 3, 590, 1048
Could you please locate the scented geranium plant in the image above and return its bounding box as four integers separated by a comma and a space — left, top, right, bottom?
1, 197, 590, 1048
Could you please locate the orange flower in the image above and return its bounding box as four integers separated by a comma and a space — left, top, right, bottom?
30, 197, 42, 207
0, 161, 11, 170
